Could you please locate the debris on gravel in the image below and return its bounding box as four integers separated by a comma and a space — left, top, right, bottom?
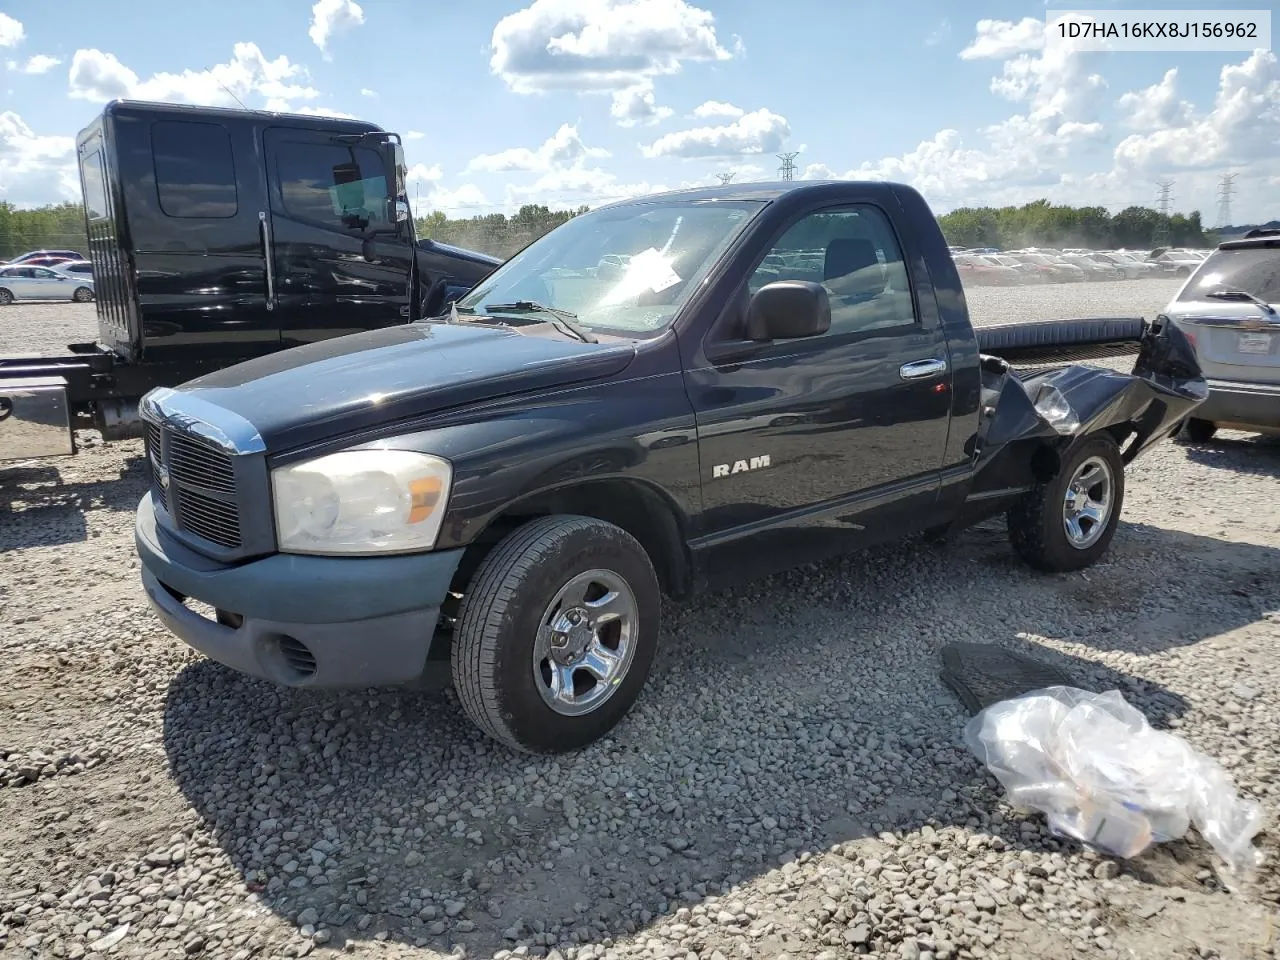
2, 283, 1277, 960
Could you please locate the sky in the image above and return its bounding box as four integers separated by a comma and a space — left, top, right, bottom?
0, 0, 1277, 224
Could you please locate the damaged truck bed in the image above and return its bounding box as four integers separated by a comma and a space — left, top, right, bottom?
132, 180, 1207, 754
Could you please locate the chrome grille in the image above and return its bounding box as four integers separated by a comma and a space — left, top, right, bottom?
146, 421, 243, 549
145, 422, 168, 513
168, 434, 236, 493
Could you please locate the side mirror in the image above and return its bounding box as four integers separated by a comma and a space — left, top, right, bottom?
389, 141, 406, 196
745, 280, 831, 341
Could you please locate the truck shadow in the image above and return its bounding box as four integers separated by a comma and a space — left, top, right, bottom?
0, 455, 147, 547
159, 516, 1277, 956
1176, 434, 1280, 478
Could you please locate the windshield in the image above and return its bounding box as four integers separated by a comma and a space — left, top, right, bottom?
453, 198, 765, 338
1177, 248, 1280, 304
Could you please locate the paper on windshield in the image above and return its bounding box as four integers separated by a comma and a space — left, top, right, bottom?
599, 247, 682, 305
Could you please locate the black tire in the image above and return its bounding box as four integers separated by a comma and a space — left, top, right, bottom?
1007, 433, 1126, 573
1183, 418, 1217, 443
0, 288, 12, 305
72, 286, 93, 302
451, 515, 661, 754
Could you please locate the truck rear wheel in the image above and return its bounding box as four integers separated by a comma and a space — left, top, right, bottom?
1007, 434, 1125, 573
451, 515, 661, 754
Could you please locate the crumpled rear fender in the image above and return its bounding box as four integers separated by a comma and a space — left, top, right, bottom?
968, 315, 1208, 497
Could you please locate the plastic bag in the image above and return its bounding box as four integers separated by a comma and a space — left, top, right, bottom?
963, 686, 1265, 875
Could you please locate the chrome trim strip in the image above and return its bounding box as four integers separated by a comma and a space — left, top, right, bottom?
139, 387, 266, 454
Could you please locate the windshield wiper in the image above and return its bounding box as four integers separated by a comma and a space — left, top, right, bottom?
1205, 287, 1278, 316
482, 301, 598, 343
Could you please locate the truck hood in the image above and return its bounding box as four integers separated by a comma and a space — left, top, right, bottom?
168, 320, 637, 451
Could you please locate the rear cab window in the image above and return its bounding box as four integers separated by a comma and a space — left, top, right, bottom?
151, 120, 238, 219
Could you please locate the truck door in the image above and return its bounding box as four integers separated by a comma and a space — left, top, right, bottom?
682, 200, 953, 583
262, 127, 414, 347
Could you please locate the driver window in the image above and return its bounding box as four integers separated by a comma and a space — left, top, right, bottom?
748, 204, 916, 335
276, 142, 390, 232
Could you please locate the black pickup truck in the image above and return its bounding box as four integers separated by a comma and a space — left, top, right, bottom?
134, 180, 1206, 754
0, 100, 498, 463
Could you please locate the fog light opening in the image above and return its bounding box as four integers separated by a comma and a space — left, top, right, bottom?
275, 635, 318, 681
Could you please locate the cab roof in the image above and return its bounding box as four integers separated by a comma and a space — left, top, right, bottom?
596, 179, 907, 208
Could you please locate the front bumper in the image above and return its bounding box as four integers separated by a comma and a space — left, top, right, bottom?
1198, 378, 1280, 431
135, 492, 465, 688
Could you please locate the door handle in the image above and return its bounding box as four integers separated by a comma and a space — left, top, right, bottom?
899, 358, 947, 380
259, 211, 276, 311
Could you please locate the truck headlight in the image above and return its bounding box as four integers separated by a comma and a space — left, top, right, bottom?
272, 450, 452, 555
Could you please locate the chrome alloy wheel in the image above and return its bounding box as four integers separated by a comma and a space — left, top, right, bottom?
533, 569, 638, 716
1062, 455, 1114, 549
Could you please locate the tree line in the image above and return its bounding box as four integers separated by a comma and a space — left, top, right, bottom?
1, 197, 1215, 264
418, 199, 1216, 258
0, 202, 90, 260
936, 199, 1212, 250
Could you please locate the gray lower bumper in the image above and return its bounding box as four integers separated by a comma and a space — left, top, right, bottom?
1198, 379, 1280, 431
135, 492, 465, 688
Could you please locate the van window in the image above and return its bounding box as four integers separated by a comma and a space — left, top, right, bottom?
274, 142, 390, 232
152, 121, 238, 219
81, 149, 110, 221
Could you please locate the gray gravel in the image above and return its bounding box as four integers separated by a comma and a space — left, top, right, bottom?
2, 280, 1278, 960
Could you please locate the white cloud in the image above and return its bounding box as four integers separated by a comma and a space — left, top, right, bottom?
489, 0, 732, 94
406, 162, 443, 183
309, 0, 365, 57
801, 162, 839, 181
68, 44, 320, 110
417, 182, 489, 219
504, 166, 665, 209
10, 54, 60, 74
960, 17, 1044, 60
291, 105, 356, 119
691, 99, 742, 119
0, 13, 23, 48
1112, 50, 1280, 174
0, 111, 78, 206
406, 130, 425, 140
467, 122, 609, 173
1117, 68, 1193, 132
610, 80, 673, 127
360, 87, 377, 98
641, 107, 790, 159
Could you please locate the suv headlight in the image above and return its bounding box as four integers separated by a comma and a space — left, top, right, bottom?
272, 449, 452, 555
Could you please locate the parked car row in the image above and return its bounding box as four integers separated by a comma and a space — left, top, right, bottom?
949, 245, 1212, 286
0, 248, 94, 303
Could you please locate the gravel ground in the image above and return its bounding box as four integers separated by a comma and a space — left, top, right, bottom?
3, 278, 1280, 960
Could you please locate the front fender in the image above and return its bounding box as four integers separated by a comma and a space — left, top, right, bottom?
970, 316, 1207, 494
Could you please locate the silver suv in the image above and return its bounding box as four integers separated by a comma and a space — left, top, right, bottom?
1165, 230, 1280, 442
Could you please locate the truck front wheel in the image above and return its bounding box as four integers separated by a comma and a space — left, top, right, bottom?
451, 515, 661, 754
1007, 434, 1125, 572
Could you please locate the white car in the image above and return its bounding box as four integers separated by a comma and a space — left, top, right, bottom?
0, 263, 95, 303
1165, 232, 1280, 441
53, 259, 95, 281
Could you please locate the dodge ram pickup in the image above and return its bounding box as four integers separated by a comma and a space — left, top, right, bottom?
134, 180, 1207, 754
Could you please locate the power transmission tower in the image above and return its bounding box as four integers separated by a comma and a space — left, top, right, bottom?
777, 151, 799, 181
1216, 173, 1237, 228
1153, 179, 1175, 247
715, 171, 736, 185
